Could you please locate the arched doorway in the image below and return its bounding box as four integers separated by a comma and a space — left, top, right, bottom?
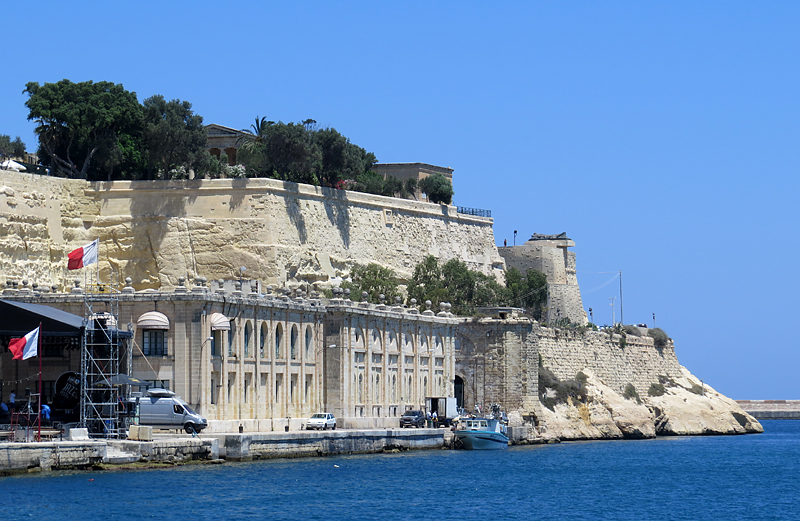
454, 375, 464, 408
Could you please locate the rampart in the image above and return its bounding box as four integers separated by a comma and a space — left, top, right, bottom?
0, 169, 505, 291
534, 326, 683, 394
455, 317, 684, 422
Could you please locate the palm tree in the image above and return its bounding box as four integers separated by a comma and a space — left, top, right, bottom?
237, 116, 273, 150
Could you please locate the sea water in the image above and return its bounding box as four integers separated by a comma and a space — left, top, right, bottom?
1, 420, 798, 520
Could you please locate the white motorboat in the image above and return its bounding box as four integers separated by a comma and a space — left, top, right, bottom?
454, 417, 508, 450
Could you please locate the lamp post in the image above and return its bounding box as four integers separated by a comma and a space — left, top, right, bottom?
513, 230, 517, 246
200, 336, 214, 407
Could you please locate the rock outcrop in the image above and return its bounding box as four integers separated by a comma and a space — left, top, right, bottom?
535, 368, 762, 441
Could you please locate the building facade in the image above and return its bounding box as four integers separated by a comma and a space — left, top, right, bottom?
0, 278, 458, 431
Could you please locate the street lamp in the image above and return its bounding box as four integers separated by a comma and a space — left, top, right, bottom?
513, 230, 517, 246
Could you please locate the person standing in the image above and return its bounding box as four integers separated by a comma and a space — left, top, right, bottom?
9, 390, 16, 411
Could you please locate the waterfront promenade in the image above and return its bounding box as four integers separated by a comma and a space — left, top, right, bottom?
0, 427, 448, 474
736, 400, 800, 419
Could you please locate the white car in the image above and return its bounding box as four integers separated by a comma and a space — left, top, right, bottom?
306, 412, 336, 430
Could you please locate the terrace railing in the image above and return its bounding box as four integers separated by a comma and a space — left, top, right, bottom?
457, 206, 492, 218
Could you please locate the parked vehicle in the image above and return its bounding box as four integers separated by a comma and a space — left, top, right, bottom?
306, 412, 336, 430
399, 409, 425, 428
425, 397, 459, 427
136, 388, 207, 434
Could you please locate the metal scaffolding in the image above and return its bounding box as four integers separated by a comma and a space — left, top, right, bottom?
79, 271, 129, 438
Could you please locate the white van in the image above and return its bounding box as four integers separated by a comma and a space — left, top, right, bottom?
136, 388, 207, 434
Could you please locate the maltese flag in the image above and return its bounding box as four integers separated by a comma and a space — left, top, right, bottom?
9, 327, 40, 360
67, 239, 98, 270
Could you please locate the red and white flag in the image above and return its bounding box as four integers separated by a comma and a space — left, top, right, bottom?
67, 239, 98, 270
9, 327, 40, 360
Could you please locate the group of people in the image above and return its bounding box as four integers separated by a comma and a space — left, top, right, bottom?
0, 390, 51, 424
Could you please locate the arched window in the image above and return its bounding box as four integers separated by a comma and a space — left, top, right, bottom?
290, 325, 298, 360
408, 375, 413, 401
375, 373, 380, 402
358, 373, 364, 403
260, 323, 267, 358
138, 311, 170, 356
305, 326, 313, 358
228, 319, 236, 356
404, 332, 413, 354
275, 323, 283, 358
371, 328, 381, 350
209, 313, 230, 358
244, 322, 252, 357
392, 374, 397, 403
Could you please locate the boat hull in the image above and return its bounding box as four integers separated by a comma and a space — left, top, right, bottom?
455, 430, 508, 450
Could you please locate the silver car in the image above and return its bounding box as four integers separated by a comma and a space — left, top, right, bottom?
306, 412, 336, 430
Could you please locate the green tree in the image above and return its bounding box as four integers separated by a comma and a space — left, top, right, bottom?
382, 175, 402, 197
406, 255, 448, 309
401, 177, 418, 199
313, 127, 376, 187
24, 79, 142, 179
0, 135, 25, 160
141, 95, 207, 179
418, 172, 454, 204
407, 255, 508, 315
353, 170, 385, 195
505, 267, 548, 320
341, 263, 399, 303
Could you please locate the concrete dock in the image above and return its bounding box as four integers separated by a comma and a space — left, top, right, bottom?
736, 400, 800, 419
0, 428, 447, 474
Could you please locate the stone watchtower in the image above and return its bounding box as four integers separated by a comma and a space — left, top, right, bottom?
498, 233, 587, 325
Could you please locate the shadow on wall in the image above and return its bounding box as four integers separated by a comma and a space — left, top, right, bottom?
228, 177, 249, 211
321, 186, 351, 249
286, 197, 307, 244
125, 179, 199, 284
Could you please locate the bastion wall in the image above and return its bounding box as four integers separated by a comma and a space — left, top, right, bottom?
0, 169, 505, 292
454, 317, 684, 420
534, 326, 684, 395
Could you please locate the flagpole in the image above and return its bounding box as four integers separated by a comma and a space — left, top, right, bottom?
37, 322, 42, 442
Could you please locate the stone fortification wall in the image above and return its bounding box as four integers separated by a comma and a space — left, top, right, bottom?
498, 236, 585, 325
455, 318, 684, 421
0, 170, 97, 289
455, 318, 539, 417
0, 169, 504, 291
535, 326, 683, 395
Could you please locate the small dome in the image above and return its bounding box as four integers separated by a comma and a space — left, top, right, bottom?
137, 311, 170, 330
210, 312, 231, 331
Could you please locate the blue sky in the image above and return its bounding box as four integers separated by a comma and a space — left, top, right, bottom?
3, 2, 798, 399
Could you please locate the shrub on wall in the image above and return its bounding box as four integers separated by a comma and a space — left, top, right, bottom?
539, 366, 587, 411
648, 328, 669, 348
689, 383, 704, 395
623, 383, 641, 403
623, 325, 641, 336
648, 383, 666, 396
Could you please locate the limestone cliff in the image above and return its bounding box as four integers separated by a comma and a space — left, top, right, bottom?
535, 368, 762, 441
0, 169, 504, 291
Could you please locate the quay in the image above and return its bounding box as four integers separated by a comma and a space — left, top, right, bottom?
0, 427, 447, 475
736, 400, 800, 419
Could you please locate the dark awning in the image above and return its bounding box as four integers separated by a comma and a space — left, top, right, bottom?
0, 299, 85, 337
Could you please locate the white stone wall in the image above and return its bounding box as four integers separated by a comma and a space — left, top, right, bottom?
535, 327, 684, 395
0, 170, 504, 291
